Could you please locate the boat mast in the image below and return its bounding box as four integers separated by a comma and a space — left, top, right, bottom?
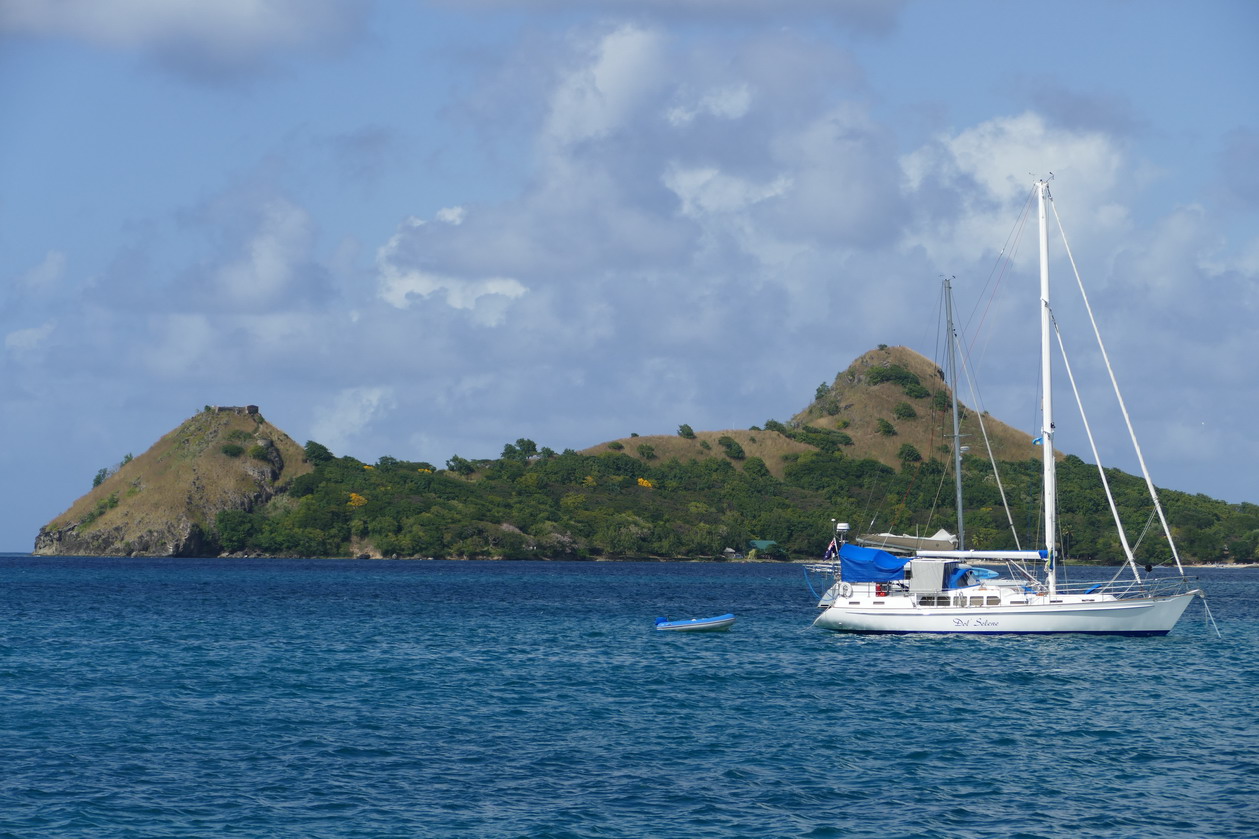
944, 277, 966, 550
1037, 179, 1058, 595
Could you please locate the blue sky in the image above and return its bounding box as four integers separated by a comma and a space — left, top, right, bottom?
2, 0, 1256, 551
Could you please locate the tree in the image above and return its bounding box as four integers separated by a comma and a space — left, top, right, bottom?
304, 440, 335, 464
677, 424, 696, 439
717, 436, 745, 460
893, 402, 918, 420
502, 438, 538, 461
877, 418, 897, 436
446, 455, 475, 475
216, 510, 257, 552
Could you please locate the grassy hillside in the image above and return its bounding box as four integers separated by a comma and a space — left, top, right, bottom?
584, 345, 1042, 476
35, 407, 311, 556
580, 429, 815, 479
793, 344, 1041, 468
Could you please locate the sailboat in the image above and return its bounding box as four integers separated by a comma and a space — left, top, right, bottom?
810, 179, 1202, 635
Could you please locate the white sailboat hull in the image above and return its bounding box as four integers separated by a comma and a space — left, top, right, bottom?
813, 590, 1198, 636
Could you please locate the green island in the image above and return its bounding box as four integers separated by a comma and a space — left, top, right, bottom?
34, 347, 1259, 562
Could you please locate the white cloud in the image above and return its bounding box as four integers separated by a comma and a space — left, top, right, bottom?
439, 0, 906, 33
378, 265, 527, 322
4, 321, 55, 353
764, 103, 905, 246
0, 0, 365, 78
663, 165, 791, 218
900, 112, 1131, 268
16, 251, 66, 291
145, 313, 217, 377
375, 218, 528, 325
542, 24, 668, 149
310, 386, 397, 456
666, 83, 752, 126
215, 199, 313, 306
436, 207, 467, 225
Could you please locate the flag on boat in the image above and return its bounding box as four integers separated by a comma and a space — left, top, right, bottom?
823, 538, 838, 560
1033, 436, 1043, 445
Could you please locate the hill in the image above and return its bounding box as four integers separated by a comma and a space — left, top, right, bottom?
34, 407, 311, 556
582, 345, 1041, 475
793, 345, 1041, 466
32, 352, 1259, 562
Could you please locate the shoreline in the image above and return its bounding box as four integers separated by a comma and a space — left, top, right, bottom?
8, 551, 1258, 568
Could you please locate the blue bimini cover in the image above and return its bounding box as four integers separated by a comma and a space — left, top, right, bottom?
839, 542, 910, 583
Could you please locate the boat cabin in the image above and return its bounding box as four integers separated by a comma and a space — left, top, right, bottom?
904, 558, 990, 606
827, 543, 1001, 607
906, 558, 978, 593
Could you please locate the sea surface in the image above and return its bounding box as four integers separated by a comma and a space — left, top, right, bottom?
1, 556, 1255, 838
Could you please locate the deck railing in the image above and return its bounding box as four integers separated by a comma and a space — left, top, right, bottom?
806, 562, 1196, 602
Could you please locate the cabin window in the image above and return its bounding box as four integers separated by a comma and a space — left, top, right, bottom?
987, 596, 999, 605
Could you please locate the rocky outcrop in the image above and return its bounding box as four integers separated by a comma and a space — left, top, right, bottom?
33, 407, 312, 557
33, 519, 215, 558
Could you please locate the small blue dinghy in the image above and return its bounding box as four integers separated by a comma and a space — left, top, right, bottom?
654, 613, 736, 632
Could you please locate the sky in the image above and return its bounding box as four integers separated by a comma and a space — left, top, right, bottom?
2, 0, 1256, 551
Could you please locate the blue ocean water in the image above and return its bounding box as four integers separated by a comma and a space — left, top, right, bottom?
1, 556, 1256, 838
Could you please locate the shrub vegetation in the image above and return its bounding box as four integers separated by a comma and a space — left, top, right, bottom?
204, 437, 1259, 563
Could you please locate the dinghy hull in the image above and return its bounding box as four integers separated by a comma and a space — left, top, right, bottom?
655, 614, 736, 632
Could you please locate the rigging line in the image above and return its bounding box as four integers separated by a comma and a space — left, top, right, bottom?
1200, 595, 1222, 638
897, 457, 926, 531
922, 280, 951, 535
1049, 309, 1142, 580
965, 186, 1036, 365
955, 321, 1023, 550
859, 470, 889, 535
1049, 195, 1187, 576
1130, 507, 1158, 555
965, 184, 1036, 340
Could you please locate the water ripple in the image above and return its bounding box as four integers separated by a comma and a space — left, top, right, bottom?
1, 558, 1256, 838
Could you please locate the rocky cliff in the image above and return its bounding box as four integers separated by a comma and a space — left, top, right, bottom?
33, 407, 312, 557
